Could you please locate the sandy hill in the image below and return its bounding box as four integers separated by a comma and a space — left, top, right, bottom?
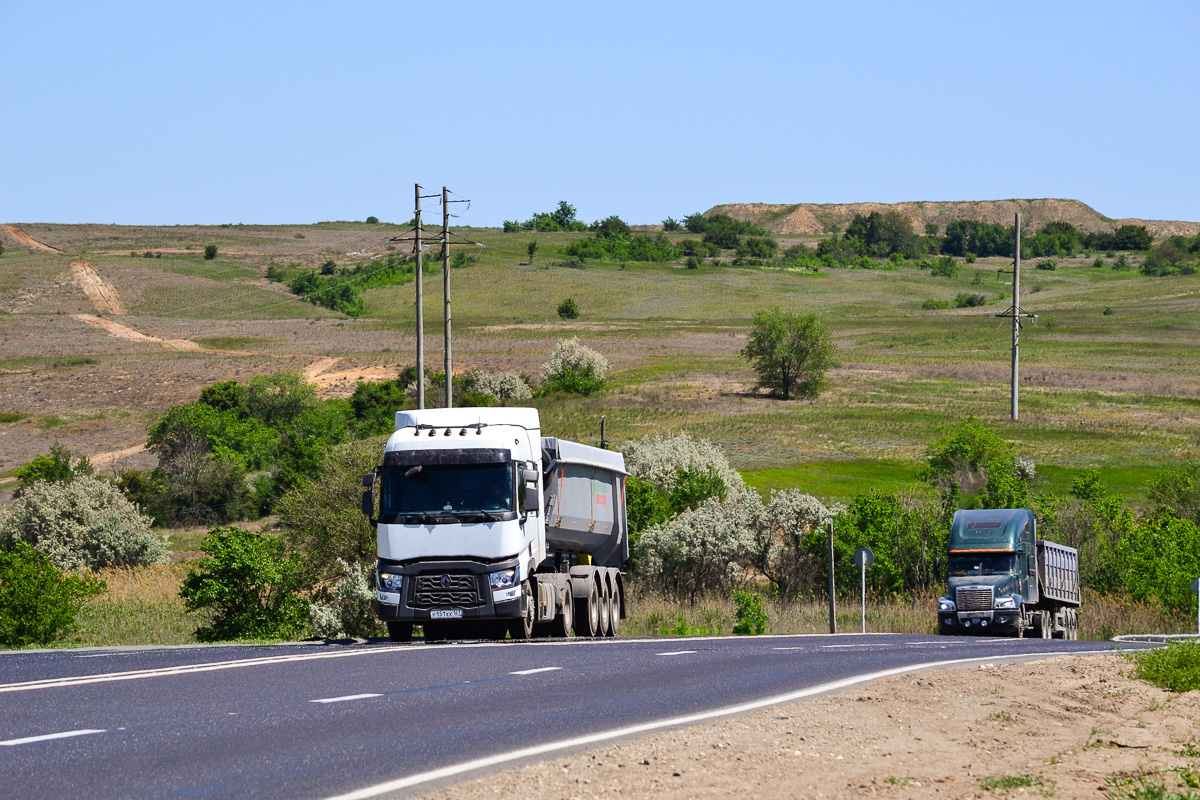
705, 199, 1200, 239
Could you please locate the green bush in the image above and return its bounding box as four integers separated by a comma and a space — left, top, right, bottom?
14, 442, 92, 488
1128, 640, 1200, 692
203, 244, 218, 260
540, 338, 607, 396
922, 416, 1031, 509
685, 255, 702, 270
503, 201, 589, 233
0, 475, 168, 570
732, 589, 768, 635
306, 559, 381, 639
662, 217, 682, 232
921, 299, 951, 310
954, 293, 987, 308
740, 307, 835, 400
365, 216, 379, 224
930, 257, 959, 278
179, 527, 309, 642
1035, 259, 1057, 271
557, 297, 579, 319
526, 240, 538, 264
0, 542, 105, 647
541, 364, 605, 396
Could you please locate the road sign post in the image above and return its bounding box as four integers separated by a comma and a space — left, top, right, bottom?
855, 547, 874, 634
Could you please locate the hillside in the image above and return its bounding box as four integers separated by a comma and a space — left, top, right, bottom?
706, 198, 1200, 239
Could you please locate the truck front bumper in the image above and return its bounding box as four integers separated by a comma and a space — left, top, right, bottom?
939, 610, 1021, 635
373, 557, 529, 623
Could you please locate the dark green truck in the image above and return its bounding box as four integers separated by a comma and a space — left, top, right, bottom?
937, 508, 1081, 639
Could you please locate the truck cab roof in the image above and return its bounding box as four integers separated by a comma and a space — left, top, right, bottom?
949, 508, 1034, 553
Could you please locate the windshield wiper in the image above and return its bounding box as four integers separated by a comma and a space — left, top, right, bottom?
455, 509, 504, 522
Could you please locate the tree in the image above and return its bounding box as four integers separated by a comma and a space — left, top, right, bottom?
740, 308, 835, 400
662, 217, 682, 232
527, 240, 538, 264
0, 542, 105, 647
557, 297, 579, 319
591, 215, 630, 240
203, 244, 218, 260
365, 216, 379, 224
921, 417, 1031, 510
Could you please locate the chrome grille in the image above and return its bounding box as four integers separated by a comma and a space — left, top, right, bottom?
412, 573, 482, 608
956, 587, 993, 612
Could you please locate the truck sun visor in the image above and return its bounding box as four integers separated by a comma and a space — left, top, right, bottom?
383, 448, 511, 467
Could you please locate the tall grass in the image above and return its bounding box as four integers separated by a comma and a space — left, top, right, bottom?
65, 564, 202, 647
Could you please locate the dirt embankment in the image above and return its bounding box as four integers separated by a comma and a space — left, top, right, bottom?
707, 199, 1200, 239
69, 261, 127, 315
425, 654, 1200, 800
0, 224, 64, 253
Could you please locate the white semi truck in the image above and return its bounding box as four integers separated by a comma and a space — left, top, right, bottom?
362, 407, 629, 642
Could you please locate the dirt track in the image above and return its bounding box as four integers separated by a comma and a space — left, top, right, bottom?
72, 314, 205, 351
425, 654, 1200, 800
70, 261, 127, 315
0, 224, 63, 253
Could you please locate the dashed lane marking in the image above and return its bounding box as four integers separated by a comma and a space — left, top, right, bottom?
509, 667, 561, 676
656, 651, 697, 656
311, 694, 383, 704
0, 729, 106, 746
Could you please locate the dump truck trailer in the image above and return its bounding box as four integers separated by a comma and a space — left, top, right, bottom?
362, 407, 628, 642
937, 508, 1081, 639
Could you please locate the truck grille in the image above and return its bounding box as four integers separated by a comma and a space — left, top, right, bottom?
956, 587, 993, 612
412, 573, 483, 609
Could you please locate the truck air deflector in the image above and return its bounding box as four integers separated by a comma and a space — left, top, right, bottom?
383, 448, 510, 466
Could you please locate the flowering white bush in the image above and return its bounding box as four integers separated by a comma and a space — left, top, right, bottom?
540, 337, 608, 383
748, 489, 833, 600
636, 494, 760, 600
472, 370, 533, 402
622, 432, 745, 497
0, 475, 168, 570
1014, 455, 1037, 482
307, 559, 381, 639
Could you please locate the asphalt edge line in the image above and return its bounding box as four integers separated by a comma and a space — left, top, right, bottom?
320, 649, 1119, 800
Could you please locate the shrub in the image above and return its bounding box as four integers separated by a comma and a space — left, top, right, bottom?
1103, 307, 1115, 316
1127, 640, 1200, 692
685, 255, 702, 270
748, 489, 833, 600
1035, 259, 1057, 271
472, 371, 533, 403
1112, 254, 1132, 271
365, 216, 379, 224
179, 527, 309, 642
954, 293, 986, 308
526, 240, 538, 264
636, 496, 756, 602
921, 299, 951, 310
349, 374, 411, 436
662, 217, 682, 232
921, 417, 1031, 509
277, 437, 387, 581
557, 297, 579, 319
621, 431, 745, 498
203, 244, 218, 260
0, 542, 105, 647
741, 307, 835, 400
307, 559, 381, 639
540, 338, 608, 396
320, 260, 337, 275
1093, 257, 1105, 268
0, 475, 168, 570
732, 589, 768, 635
930, 257, 959, 278
965, 252, 976, 263
14, 442, 92, 489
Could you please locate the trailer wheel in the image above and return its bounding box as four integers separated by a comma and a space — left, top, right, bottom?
604, 578, 620, 637
597, 578, 611, 637
551, 582, 573, 638
387, 621, 413, 643
574, 578, 600, 638
1040, 611, 1052, 639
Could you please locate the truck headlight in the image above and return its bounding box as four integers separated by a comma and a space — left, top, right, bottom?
489, 568, 518, 591
994, 595, 1017, 609
378, 571, 403, 591
937, 597, 956, 612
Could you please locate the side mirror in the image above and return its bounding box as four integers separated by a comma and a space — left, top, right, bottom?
362, 472, 376, 488
522, 469, 538, 514
361, 488, 374, 517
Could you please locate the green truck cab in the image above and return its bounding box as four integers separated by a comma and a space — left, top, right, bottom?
938, 508, 1081, 639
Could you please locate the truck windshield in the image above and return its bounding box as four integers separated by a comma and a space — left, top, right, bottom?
949, 554, 1014, 577
381, 462, 513, 516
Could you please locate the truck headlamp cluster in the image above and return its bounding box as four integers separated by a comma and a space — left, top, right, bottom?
937, 597, 956, 612
994, 595, 1018, 610
378, 571, 403, 591
489, 568, 521, 602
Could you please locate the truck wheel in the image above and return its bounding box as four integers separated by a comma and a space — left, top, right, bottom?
551, 583, 573, 638
387, 621, 413, 643
597, 578, 611, 637
509, 582, 535, 640
604, 578, 620, 637
574, 578, 600, 638
1040, 611, 1052, 639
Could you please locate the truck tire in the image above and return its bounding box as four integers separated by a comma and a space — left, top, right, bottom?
604, 577, 620, 637
387, 621, 413, 643
574, 578, 600, 638
509, 582, 535, 640
551, 582, 573, 638
1040, 611, 1052, 639
597, 578, 611, 637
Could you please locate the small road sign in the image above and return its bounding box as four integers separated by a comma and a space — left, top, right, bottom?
855, 547, 874, 568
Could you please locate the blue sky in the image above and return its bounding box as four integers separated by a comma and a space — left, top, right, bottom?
3, 1, 1197, 226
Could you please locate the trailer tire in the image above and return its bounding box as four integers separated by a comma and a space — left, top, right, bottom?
604, 577, 620, 637
551, 582, 573, 638
597, 578, 611, 637
1040, 611, 1052, 639
574, 578, 600, 638
387, 621, 413, 643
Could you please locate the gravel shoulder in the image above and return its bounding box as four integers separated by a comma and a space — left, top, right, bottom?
423, 654, 1199, 799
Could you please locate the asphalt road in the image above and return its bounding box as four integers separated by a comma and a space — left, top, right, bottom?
0, 634, 1149, 800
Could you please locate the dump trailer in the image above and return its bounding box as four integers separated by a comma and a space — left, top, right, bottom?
937, 508, 1081, 639
362, 407, 628, 642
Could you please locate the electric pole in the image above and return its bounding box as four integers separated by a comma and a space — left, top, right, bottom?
413, 184, 425, 410
990, 212, 1036, 421
442, 186, 452, 408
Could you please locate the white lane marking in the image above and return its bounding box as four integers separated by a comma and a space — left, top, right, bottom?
310, 693, 383, 704
0, 649, 402, 694
318, 649, 1119, 800
821, 644, 885, 649
773, 647, 807, 651
510, 667, 561, 676
0, 729, 106, 746
656, 651, 697, 656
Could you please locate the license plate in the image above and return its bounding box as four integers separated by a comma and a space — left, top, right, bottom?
429, 609, 463, 619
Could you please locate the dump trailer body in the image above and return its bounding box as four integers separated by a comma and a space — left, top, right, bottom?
1036, 540, 1081, 606
541, 437, 628, 567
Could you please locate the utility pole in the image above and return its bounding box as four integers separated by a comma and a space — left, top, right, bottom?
414, 184, 425, 410
990, 212, 1036, 421
442, 186, 452, 408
